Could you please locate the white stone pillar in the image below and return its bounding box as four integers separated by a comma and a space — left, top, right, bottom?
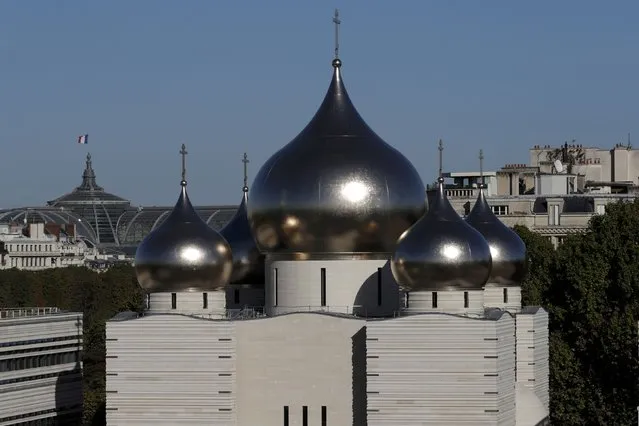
515, 307, 549, 410
147, 290, 226, 318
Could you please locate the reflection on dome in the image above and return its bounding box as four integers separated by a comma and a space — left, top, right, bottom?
248, 58, 425, 254
341, 181, 370, 204
466, 184, 526, 286
135, 145, 233, 292
391, 176, 492, 291
441, 244, 462, 260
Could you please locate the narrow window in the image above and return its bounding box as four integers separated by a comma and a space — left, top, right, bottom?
273, 268, 279, 306
321, 406, 327, 426
405, 292, 410, 309
283, 406, 289, 426
234, 288, 240, 305
377, 267, 383, 306
464, 291, 469, 308
432, 291, 438, 308
203, 293, 208, 309
320, 267, 327, 307
503, 288, 508, 304
171, 293, 177, 310
302, 406, 308, 426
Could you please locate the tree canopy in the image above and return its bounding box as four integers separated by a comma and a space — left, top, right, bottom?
516, 199, 639, 425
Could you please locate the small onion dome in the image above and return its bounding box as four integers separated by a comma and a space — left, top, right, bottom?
248, 58, 426, 254
135, 180, 233, 293
219, 188, 265, 286
466, 185, 526, 286
391, 177, 492, 291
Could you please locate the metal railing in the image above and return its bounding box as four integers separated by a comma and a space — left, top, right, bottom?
446, 188, 479, 198
0, 307, 61, 319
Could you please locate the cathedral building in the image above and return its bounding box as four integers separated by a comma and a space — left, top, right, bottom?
105, 14, 549, 426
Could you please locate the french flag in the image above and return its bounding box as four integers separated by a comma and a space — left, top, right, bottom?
78, 134, 89, 144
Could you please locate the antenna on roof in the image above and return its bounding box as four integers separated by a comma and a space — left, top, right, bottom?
242, 152, 250, 193
479, 149, 485, 188
333, 9, 341, 60
179, 144, 188, 186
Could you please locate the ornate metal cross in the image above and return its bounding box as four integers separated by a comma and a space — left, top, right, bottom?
438, 139, 444, 178
333, 9, 341, 59
479, 149, 484, 186
242, 152, 249, 191
180, 144, 188, 182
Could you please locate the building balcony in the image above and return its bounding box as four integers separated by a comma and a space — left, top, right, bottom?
446, 188, 479, 198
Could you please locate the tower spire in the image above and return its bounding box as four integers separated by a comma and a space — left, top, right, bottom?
333, 9, 341, 60
438, 139, 444, 179
479, 149, 485, 188
180, 144, 188, 186
242, 152, 250, 193
78, 152, 102, 191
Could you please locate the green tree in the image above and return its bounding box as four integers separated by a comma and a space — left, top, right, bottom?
550, 200, 639, 425
514, 224, 556, 307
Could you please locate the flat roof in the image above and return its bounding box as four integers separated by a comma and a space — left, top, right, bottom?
444, 171, 497, 178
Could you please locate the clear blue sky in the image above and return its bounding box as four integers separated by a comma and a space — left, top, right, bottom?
1, 1, 637, 208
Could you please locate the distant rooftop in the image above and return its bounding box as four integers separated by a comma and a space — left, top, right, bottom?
0, 307, 63, 319
443, 171, 497, 178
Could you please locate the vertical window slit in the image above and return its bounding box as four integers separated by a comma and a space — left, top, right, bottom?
321, 268, 327, 307
273, 268, 279, 306
377, 267, 383, 306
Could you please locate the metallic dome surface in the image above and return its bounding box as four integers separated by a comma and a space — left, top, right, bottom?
466, 186, 526, 286
135, 181, 233, 293
248, 59, 426, 254
391, 178, 492, 291
220, 188, 265, 286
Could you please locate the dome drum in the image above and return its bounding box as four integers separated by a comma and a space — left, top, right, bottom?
404, 289, 484, 315
264, 257, 400, 317
484, 286, 522, 312
248, 59, 426, 255
146, 291, 226, 317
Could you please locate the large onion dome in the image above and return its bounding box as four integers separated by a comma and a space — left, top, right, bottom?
220, 186, 265, 285
135, 158, 232, 293
466, 185, 526, 286
248, 58, 426, 254
391, 177, 492, 291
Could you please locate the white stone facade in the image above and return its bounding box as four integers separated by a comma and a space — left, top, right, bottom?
106, 307, 549, 425
0, 307, 83, 425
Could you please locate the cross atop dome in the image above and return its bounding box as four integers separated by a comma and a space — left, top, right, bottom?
479, 149, 485, 188
180, 144, 188, 186
242, 152, 249, 193
438, 139, 444, 182
333, 9, 341, 60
